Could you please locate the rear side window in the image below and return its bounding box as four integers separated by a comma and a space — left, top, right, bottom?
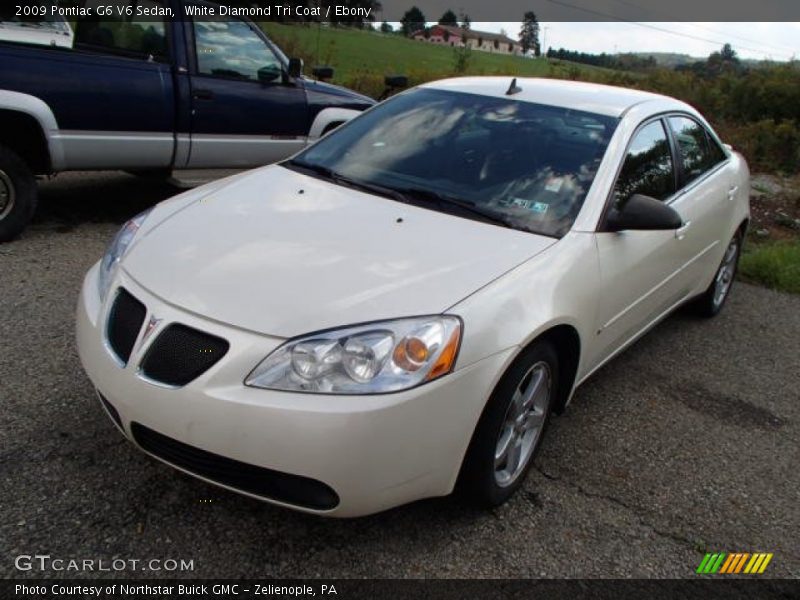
668, 116, 725, 185
74, 0, 168, 60
614, 120, 675, 206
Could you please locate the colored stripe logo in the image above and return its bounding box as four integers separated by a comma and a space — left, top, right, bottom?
697, 552, 773, 574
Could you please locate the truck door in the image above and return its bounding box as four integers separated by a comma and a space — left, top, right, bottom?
22, 0, 177, 170
185, 5, 309, 168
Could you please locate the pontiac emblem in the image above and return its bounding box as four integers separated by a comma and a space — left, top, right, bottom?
139, 315, 162, 349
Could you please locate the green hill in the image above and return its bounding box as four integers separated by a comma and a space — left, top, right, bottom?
259, 23, 608, 97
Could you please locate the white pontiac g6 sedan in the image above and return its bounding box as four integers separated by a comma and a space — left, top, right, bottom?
76, 77, 750, 516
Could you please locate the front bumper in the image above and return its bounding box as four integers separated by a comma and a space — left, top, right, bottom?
76, 264, 513, 517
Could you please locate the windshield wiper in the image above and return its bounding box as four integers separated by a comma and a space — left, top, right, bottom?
285, 161, 520, 231
284, 160, 408, 203
396, 187, 517, 230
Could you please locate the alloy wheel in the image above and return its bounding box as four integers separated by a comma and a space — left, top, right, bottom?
494, 361, 552, 487
713, 237, 739, 309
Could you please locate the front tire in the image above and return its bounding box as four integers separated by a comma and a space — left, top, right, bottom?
0, 145, 38, 243
693, 230, 742, 317
459, 341, 558, 507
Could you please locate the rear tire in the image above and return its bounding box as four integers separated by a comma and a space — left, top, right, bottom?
0, 145, 38, 243
693, 230, 742, 318
458, 341, 558, 507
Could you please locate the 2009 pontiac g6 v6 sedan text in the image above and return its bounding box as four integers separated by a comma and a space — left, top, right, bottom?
76, 77, 749, 516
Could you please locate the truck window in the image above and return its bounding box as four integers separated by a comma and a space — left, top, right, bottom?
73, 1, 168, 61
193, 17, 282, 82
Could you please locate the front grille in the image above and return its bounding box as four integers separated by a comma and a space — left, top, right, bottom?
131, 423, 340, 510
107, 288, 147, 365
140, 324, 229, 387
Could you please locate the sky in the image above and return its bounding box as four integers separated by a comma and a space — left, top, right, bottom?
446, 22, 800, 61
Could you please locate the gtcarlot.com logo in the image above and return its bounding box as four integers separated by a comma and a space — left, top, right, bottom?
15, 554, 194, 572
697, 552, 774, 574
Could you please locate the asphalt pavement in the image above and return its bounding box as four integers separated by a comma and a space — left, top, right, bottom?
1, 172, 798, 579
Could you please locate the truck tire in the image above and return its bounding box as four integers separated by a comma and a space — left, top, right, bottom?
0, 145, 38, 243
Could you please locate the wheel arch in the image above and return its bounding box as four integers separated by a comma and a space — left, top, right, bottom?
520, 324, 582, 415
0, 90, 64, 173
307, 107, 362, 140
453, 322, 582, 497
738, 217, 750, 236
471, 321, 583, 425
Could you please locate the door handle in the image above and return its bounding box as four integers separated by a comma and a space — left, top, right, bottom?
192, 89, 214, 100
727, 185, 739, 200
675, 220, 691, 240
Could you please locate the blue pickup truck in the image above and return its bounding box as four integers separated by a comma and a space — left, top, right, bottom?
0, 0, 376, 241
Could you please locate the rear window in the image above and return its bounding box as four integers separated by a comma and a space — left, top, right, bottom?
73, 0, 168, 60
668, 116, 726, 185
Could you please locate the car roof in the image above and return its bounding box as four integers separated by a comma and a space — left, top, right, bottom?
420, 77, 681, 118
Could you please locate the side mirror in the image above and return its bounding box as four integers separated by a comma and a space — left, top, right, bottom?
257, 65, 282, 84
605, 193, 682, 232
312, 66, 334, 81
384, 74, 408, 89
287, 57, 303, 79
377, 74, 409, 101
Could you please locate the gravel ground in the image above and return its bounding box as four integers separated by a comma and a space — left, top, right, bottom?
1, 173, 798, 579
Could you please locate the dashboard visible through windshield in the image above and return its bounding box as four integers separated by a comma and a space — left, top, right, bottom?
287, 88, 619, 238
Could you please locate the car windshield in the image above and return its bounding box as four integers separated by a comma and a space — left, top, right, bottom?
288, 87, 618, 238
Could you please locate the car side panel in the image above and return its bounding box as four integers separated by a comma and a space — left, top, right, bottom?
666, 162, 735, 297
449, 231, 600, 384
690, 154, 750, 294
590, 227, 689, 369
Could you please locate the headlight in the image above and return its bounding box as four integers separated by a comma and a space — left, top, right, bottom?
246, 316, 462, 394
98, 209, 152, 301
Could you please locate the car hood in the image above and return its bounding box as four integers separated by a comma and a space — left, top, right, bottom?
123, 166, 556, 338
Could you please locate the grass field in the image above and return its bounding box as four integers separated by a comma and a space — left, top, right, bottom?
259, 23, 606, 96
740, 240, 800, 294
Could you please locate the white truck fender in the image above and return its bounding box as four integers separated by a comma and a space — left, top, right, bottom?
307, 107, 362, 141
0, 90, 65, 171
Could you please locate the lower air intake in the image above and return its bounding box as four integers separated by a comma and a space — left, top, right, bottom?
131, 423, 340, 510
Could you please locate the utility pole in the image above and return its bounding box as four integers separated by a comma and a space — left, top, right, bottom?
542, 26, 550, 56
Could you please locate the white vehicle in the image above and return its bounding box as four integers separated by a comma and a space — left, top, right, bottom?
0, 3, 74, 49
76, 77, 750, 517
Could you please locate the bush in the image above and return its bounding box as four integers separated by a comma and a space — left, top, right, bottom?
718, 120, 800, 173
452, 44, 472, 75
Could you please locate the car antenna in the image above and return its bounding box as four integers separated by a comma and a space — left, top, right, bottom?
506, 78, 522, 96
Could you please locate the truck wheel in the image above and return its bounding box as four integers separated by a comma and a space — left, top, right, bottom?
0, 145, 38, 243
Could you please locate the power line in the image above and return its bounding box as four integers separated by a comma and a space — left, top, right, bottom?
607, 0, 798, 56
546, 0, 795, 61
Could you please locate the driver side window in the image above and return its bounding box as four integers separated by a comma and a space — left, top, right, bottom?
614, 120, 675, 208
193, 17, 281, 82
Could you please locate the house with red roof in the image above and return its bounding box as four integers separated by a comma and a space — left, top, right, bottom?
412, 24, 521, 56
